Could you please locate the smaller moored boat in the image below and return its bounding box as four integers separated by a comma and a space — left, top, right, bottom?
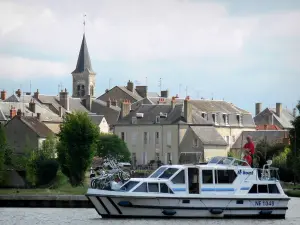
86, 156, 290, 219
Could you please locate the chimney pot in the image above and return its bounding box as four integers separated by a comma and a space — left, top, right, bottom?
276, 103, 282, 117
185, 96, 190, 101
37, 113, 41, 120
17, 109, 22, 116
29, 99, 36, 113
171, 97, 176, 109
107, 98, 111, 107
10, 107, 17, 119
121, 99, 131, 118
127, 80, 134, 92
255, 103, 262, 116
184, 97, 192, 123
0, 90, 6, 101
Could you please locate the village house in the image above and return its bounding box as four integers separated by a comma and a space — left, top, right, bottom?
254, 102, 295, 130
114, 96, 256, 166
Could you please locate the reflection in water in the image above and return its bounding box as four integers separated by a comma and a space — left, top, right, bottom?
0, 198, 299, 225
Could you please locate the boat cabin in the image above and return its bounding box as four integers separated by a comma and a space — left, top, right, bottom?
119, 157, 281, 195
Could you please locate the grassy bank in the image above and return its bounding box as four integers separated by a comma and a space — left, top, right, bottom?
0, 171, 88, 195
285, 190, 300, 197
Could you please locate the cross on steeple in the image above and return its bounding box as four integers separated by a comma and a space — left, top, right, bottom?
83, 14, 86, 34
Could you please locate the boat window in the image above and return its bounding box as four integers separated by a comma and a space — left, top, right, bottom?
268, 184, 280, 194
248, 184, 258, 193
159, 168, 179, 179
202, 170, 213, 184
217, 157, 234, 165
208, 156, 223, 164
149, 167, 167, 178
215, 170, 237, 184
120, 181, 140, 191
160, 183, 174, 194
258, 184, 268, 193
148, 183, 159, 192
171, 170, 185, 184
133, 182, 148, 192
232, 159, 249, 167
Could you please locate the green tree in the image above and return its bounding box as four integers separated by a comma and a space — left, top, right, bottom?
57, 112, 99, 186
289, 101, 300, 182
96, 133, 130, 162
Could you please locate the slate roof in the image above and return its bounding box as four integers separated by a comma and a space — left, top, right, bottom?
0, 102, 62, 122
232, 130, 289, 149
117, 99, 255, 127
91, 99, 120, 125
72, 34, 94, 74
4, 94, 32, 103
254, 108, 294, 129
191, 126, 228, 146
7, 116, 54, 138
88, 114, 104, 126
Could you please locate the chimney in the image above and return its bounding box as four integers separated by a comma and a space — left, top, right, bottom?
0, 90, 6, 100
59, 106, 63, 117
111, 99, 118, 107
17, 109, 22, 116
15, 89, 21, 98
34, 89, 39, 99
255, 103, 262, 116
184, 96, 192, 123
276, 103, 282, 117
86, 95, 92, 111
10, 106, 17, 119
127, 80, 134, 92
121, 99, 131, 118
161, 90, 169, 98
171, 96, 176, 109
106, 98, 111, 107
29, 99, 36, 113
37, 113, 41, 121
135, 86, 148, 98
293, 108, 297, 117
60, 88, 69, 111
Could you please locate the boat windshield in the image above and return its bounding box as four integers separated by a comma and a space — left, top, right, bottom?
208, 156, 224, 164
120, 181, 140, 191
149, 167, 168, 178
158, 168, 179, 179
217, 157, 234, 165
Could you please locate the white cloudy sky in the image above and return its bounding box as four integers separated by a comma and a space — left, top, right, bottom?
0, 0, 299, 113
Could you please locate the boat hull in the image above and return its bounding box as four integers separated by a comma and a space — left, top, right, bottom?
86, 193, 289, 219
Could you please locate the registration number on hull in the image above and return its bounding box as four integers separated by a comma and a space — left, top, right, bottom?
255, 200, 275, 207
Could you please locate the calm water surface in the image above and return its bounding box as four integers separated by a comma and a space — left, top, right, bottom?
1, 198, 299, 225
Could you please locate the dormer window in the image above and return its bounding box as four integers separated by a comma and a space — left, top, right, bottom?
212, 113, 218, 125
156, 116, 160, 123
223, 114, 229, 125
201, 112, 207, 119
237, 114, 242, 126
132, 117, 137, 124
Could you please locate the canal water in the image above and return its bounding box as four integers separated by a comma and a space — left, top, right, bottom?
1, 198, 299, 225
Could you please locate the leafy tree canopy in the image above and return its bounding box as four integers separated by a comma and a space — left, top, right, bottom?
96, 133, 130, 162
57, 112, 99, 186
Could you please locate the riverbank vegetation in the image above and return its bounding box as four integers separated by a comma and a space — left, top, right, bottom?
0, 111, 130, 191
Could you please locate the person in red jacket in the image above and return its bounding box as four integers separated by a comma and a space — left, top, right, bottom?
243, 136, 255, 166
243, 150, 252, 166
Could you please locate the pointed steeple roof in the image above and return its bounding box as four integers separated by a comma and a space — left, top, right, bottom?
72, 34, 94, 74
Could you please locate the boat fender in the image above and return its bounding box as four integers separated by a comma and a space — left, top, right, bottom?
210, 208, 223, 215
118, 201, 133, 207
162, 209, 176, 216
259, 210, 273, 215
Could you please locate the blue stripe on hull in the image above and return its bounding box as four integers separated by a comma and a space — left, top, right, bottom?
201, 188, 235, 192
173, 188, 186, 191
241, 187, 250, 190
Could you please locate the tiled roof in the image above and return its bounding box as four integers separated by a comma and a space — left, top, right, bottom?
91, 99, 120, 125
19, 116, 54, 138
256, 124, 282, 130
191, 126, 228, 146
232, 130, 289, 149
72, 34, 94, 74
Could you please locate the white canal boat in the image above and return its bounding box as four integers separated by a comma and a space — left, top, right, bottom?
86, 156, 290, 219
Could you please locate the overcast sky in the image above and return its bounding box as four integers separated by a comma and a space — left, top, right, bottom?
0, 0, 299, 114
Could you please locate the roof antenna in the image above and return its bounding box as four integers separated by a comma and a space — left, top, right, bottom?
83, 14, 87, 34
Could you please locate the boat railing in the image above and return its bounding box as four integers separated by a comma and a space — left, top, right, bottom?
256, 166, 279, 181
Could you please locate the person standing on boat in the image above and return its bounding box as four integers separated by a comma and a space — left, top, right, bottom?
243, 136, 255, 166
243, 150, 252, 166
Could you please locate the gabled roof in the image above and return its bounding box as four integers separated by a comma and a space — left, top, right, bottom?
91, 99, 120, 125
232, 130, 289, 149
72, 34, 94, 74
5, 116, 54, 138
254, 108, 294, 129
88, 114, 104, 126
190, 126, 228, 146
